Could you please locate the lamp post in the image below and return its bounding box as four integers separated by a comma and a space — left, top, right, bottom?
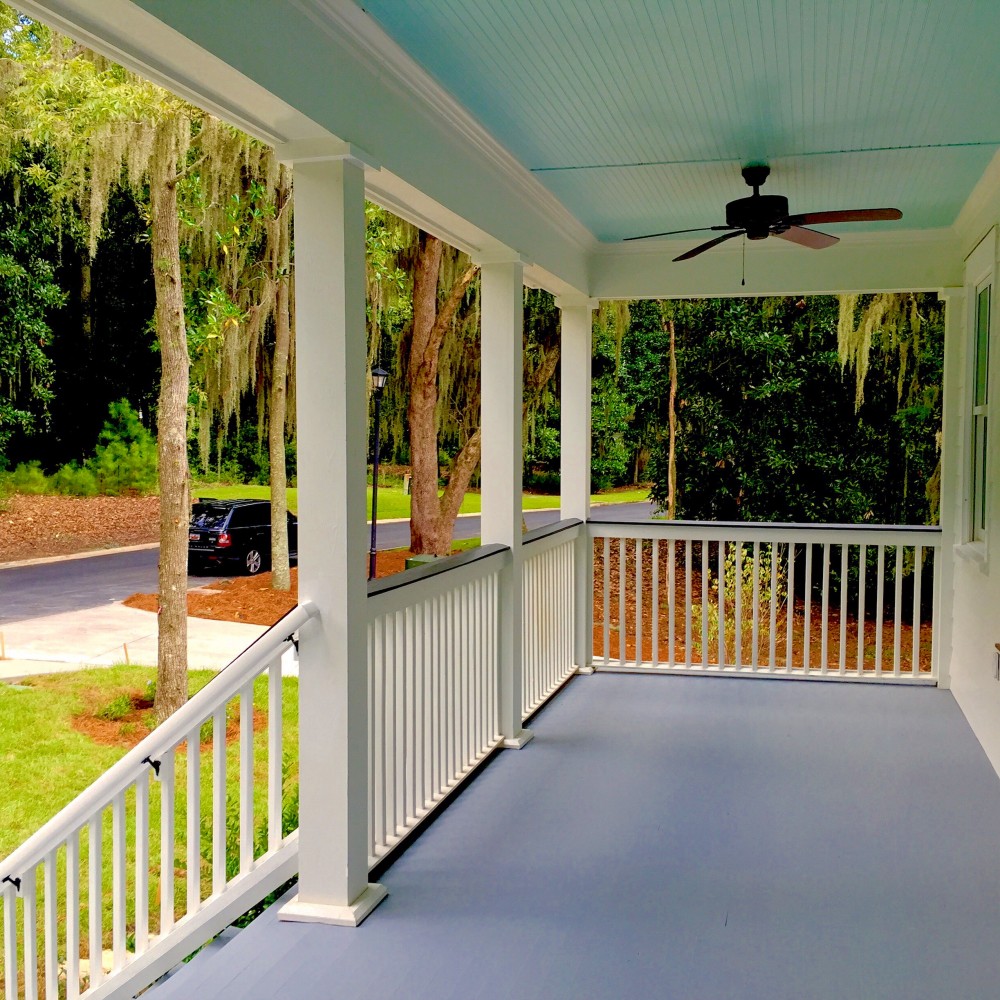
368, 366, 390, 580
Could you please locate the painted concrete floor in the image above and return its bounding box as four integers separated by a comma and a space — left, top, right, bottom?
151, 674, 1000, 999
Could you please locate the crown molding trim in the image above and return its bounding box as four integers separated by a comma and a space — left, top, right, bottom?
292, 0, 596, 255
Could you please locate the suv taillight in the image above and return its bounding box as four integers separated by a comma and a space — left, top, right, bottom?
216, 532, 232, 548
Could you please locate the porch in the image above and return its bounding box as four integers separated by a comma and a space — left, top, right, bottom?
146, 671, 1000, 1000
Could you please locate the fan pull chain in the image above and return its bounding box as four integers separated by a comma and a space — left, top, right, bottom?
741, 235, 746, 286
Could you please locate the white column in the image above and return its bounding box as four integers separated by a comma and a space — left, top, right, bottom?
479, 255, 533, 748
934, 286, 964, 689
277, 150, 386, 926
557, 296, 598, 674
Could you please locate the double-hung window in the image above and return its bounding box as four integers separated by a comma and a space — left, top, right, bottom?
966, 230, 995, 548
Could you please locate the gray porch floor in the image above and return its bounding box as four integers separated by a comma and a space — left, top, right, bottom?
152, 674, 1000, 999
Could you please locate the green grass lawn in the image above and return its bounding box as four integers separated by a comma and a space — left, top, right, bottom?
193, 482, 651, 519
0, 667, 299, 988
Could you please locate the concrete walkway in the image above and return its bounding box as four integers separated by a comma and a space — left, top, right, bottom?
0, 603, 267, 680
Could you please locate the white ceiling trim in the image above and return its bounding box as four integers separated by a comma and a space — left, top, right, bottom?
14, 0, 328, 147
954, 149, 1000, 259
295, 0, 596, 255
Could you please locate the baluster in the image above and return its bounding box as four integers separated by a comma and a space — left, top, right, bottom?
820, 543, 831, 674
912, 546, 924, 674
803, 543, 813, 670
374, 617, 386, 851
667, 540, 676, 669
239, 682, 254, 873
134, 770, 149, 955
66, 832, 81, 999
618, 538, 626, 666
602, 536, 610, 666
44, 849, 58, 994
186, 726, 201, 914
751, 542, 761, 671
701, 540, 710, 666
4, 878, 18, 1000
268, 656, 283, 852
768, 542, 778, 671
445, 594, 454, 787
874, 545, 886, 676
635, 538, 643, 665
734, 541, 743, 670
415, 601, 426, 813
839, 544, 849, 674
893, 546, 904, 676
786, 542, 795, 671
88, 813, 102, 989
651, 540, 660, 668
404, 604, 414, 823
211, 709, 226, 895
159, 750, 175, 935
22, 867, 36, 1000
111, 792, 126, 971
685, 540, 693, 667
857, 544, 867, 673
717, 540, 725, 668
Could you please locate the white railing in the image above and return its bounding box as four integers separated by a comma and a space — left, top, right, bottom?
522, 521, 579, 719
1, 603, 314, 1000
366, 547, 504, 863
590, 521, 941, 681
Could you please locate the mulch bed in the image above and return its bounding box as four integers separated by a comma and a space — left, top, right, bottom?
0, 493, 160, 563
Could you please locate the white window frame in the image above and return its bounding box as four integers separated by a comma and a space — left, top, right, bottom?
962, 230, 996, 561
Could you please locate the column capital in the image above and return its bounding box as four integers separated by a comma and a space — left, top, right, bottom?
472, 247, 531, 268
937, 286, 964, 302
554, 294, 599, 312
275, 137, 380, 170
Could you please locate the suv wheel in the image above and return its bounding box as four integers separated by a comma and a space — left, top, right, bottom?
245, 548, 263, 575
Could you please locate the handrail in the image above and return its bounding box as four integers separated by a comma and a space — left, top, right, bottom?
367, 543, 507, 599
0, 601, 316, 881
523, 518, 582, 546
589, 520, 941, 546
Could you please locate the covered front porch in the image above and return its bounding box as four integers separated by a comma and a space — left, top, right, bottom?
147, 671, 1000, 999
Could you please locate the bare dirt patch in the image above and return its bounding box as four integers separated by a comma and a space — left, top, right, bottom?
0, 493, 159, 563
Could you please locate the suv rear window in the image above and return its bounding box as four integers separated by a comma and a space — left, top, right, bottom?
191, 504, 231, 530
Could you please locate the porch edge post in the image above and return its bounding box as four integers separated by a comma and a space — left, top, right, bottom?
934, 286, 963, 689
479, 253, 533, 748
278, 153, 386, 926
557, 296, 598, 674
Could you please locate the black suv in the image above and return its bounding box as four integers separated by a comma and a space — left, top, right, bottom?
188, 499, 298, 575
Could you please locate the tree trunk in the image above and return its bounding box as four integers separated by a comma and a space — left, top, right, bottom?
406, 234, 479, 555
150, 132, 190, 723
269, 258, 291, 590
666, 317, 678, 520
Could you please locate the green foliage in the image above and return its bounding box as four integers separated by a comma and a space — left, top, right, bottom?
50, 461, 98, 496
644, 296, 943, 526
96, 692, 135, 721
86, 398, 158, 494
6, 459, 49, 493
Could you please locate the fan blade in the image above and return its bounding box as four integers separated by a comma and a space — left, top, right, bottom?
773, 225, 839, 250
623, 225, 733, 242
784, 208, 902, 226
673, 229, 744, 262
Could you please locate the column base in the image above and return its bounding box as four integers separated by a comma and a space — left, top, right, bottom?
502, 728, 534, 749
278, 883, 388, 927
576, 665, 596, 675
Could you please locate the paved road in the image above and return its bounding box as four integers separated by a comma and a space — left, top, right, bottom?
0, 502, 654, 624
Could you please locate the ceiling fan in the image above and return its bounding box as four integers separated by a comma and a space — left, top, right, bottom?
624, 165, 902, 261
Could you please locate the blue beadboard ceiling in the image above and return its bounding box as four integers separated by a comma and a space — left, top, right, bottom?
356, 0, 1000, 242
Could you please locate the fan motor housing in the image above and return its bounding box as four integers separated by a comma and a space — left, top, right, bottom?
726, 194, 789, 238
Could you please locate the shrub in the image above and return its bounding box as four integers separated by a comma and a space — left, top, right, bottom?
51, 462, 98, 496
96, 693, 135, 722
7, 460, 50, 494
87, 400, 158, 494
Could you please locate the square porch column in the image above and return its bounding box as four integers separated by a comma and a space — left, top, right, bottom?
934, 286, 964, 690
479, 254, 533, 748
276, 144, 386, 926
557, 296, 599, 674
